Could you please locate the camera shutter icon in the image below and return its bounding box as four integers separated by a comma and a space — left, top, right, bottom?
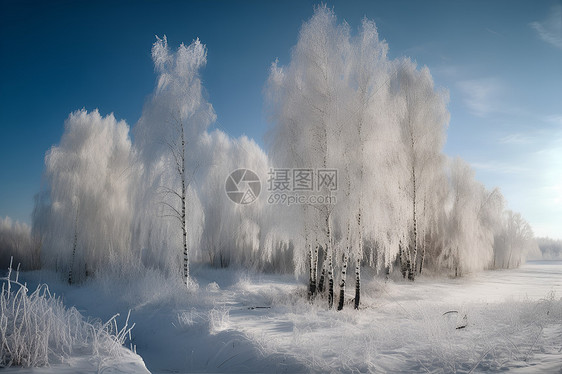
225, 169, 261, 205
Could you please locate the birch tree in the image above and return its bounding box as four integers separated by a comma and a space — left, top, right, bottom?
344, 18, 402, 308
441, 158, 479, 276
394, 60, 449, 281
439, 158, 509, 275
267, 6, 415, 308
134, 36, 214, 286
266, 5, 347, 307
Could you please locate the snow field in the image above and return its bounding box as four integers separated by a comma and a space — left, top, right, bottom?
3, 261, 560, 373
226, 269, 562, 373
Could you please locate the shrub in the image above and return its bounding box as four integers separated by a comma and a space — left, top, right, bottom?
0, 260, 134, 368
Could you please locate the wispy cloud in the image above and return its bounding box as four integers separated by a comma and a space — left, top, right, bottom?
432, 65, 462, 78
499, 133, 534, 144
470, 161, 528, 174
457, 78, 504, 117
530, 4, 562, 49
544, 114, 562, 125
498, 115, 562, 145
402, 41, 452, 62
485, 27, 504, 38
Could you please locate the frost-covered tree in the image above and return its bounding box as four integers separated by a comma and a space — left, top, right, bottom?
439, 159, 480, 275
536, 237, 562, 259
196, 130, 269, 269
266, 5, 348, 307
394, 59, 449, 281
493, 210, 537, 268
33, 110, 136, 281
0, 217, 40, 270
435, 158, 508, 276
133, 36, 214, 285
416, 165, 449, 275
475, 186, 505, 268
267, 12, 452, 291
266, 6, 427, 307
343, 18, 407, 305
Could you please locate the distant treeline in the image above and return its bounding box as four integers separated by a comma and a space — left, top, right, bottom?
536, 237, 562, 259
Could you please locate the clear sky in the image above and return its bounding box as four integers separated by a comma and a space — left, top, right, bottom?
1, 0, 561, 239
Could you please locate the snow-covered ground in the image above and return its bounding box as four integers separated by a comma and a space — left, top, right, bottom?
4, 261, 561, 373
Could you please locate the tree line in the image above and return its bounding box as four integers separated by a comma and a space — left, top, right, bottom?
0, 6, 538, 310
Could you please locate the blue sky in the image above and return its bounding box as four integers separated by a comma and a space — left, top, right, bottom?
1, 0, 561, 239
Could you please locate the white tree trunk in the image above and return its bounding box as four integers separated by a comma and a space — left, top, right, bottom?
68, 203, 79, 285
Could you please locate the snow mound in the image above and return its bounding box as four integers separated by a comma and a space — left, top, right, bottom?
206, 281, 220, 292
